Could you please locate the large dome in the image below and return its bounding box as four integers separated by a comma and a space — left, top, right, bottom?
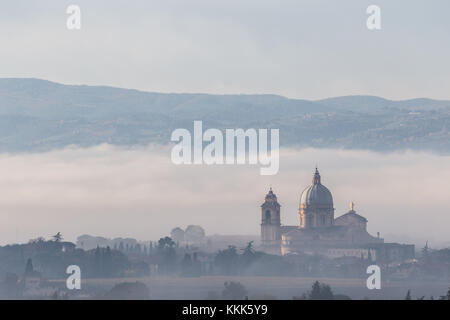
300, 168, 333, 207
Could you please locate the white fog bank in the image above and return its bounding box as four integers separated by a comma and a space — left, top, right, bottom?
0, 145, 449, 248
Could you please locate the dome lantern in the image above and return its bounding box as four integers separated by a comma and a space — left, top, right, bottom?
313, 167, 321, 185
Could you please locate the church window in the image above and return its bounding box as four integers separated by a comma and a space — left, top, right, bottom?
265, 210, 271, 223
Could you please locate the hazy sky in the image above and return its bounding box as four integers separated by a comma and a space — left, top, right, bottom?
0, 1, 449, 249
1, 0, 450, 99
0, 145, 448, 248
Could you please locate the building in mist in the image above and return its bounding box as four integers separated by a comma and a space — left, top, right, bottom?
261, 168, 414, 262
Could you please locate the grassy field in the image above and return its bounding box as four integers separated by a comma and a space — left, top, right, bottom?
50, 276, 450, 300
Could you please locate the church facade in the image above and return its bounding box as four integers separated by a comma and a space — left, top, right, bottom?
260, 168, 413, 261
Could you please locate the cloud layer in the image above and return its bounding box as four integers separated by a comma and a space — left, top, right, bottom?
0, 145, 448, 247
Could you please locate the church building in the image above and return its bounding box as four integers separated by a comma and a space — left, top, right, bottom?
260, 168, 413, 261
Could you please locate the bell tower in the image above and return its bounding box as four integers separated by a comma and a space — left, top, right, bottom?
261, 188, 281, 251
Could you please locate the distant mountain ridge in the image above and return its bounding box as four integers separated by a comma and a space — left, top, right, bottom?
0, 78, 449, 153
317, 95, 450, 113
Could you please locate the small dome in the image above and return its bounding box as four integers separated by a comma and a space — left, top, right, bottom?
300, 168, 333, 207
265, 187, 278, 202
262, 187, 280, 208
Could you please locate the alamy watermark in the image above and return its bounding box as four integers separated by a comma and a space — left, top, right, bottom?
366, 265, 381, 290
367, 5, 381, 30
171, 121, 279, 175
66, 265, 81, 290
66, 5, 81, 30
65, 5, 380, 31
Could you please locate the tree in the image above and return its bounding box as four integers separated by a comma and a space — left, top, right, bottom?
242, 241, 255, 256
307, 281, 334, 300
94, 246, 103, 276
24, 258, 34, 276
181, 253, 201, 277
52, 232, 63, 242
309, 281, 322, 299
215, 246, 239, 275
241, 241, 257, 268
191, 252, 201, 276
421, 242, 430, 264
28, 237, 45, 244
439, 287, 450, 300
103, 246, 113, 277
157, 237, 177, 273
405, 290, 412, 300
181, 254, 193, 277
222, 281, 247, 300
158, 237, 176, 252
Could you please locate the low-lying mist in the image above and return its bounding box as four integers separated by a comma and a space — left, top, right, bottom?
0, 144, 448, 248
